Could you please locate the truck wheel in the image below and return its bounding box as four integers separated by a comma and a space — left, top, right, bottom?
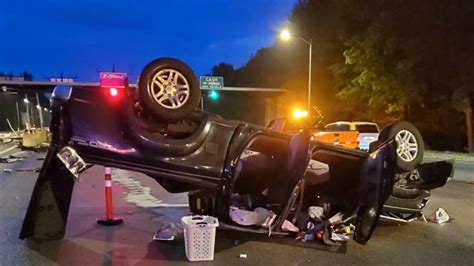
138, 58, 200, 122
378, 121, 424, 172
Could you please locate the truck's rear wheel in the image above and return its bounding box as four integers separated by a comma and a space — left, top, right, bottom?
138, 58, 200, 122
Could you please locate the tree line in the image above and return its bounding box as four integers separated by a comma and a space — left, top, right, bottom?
210, 0, 474, 152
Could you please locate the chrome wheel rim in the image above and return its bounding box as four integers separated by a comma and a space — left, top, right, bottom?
395, 130, 418, 162
148, 69, 190, 109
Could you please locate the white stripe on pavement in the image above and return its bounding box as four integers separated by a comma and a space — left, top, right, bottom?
0, 146, 17, 156
11, 151, 27, 157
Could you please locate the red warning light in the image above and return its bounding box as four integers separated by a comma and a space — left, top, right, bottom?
109, 88, 118, 97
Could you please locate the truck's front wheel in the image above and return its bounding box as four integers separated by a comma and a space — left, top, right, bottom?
377, 121, 424, 172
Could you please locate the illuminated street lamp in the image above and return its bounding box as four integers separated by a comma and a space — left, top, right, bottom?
279, 29, 291, 41
23, 98, 29, 104
279, 28, 313, 110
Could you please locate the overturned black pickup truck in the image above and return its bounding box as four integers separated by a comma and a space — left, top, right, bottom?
20, 58, 453, 244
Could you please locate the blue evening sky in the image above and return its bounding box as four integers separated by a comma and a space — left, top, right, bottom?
0, 0, 295, 82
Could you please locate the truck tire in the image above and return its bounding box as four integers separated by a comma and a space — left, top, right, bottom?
378, 121, 424, 172
138, 58, 200, 122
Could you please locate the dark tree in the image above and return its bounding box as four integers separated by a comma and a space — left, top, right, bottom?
208, 0, 474, 151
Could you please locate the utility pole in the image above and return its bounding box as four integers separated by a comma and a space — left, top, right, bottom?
16, 101, 20, 130
36, 92, 44, 128
24, 94, 31, 129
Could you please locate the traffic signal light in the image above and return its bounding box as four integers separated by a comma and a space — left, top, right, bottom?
208, 90, 219, 101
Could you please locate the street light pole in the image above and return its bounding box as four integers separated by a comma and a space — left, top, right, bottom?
294, 37, 313, 110
279, 29, 313, 110
24, 94, 31, 129
16, 101, 21, 130
307, 39, 312, 110
36, 92, 44, 128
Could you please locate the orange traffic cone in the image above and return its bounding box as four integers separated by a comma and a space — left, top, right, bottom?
97, 167, 123, 226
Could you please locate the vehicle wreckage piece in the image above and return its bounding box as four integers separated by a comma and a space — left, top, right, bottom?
380, 160, 454, 223
20, 146, 77, 240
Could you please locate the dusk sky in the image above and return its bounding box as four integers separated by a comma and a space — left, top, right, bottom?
0, 0, 295, 82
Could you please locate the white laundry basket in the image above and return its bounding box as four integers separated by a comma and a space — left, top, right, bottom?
181, 215, 219, 261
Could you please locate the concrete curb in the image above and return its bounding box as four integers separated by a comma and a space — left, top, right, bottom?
425, 151, 474, 163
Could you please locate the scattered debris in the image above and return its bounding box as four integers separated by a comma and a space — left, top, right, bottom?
281, 219, 299, 232
329, 224, 355, 242
1, 138, 12, 144
6, 119, 19, 136
239, 254, 247, 259
15, 168, 40, 172
428, 208, 450, 224
229, 206, 299, 232
230, 206, 273, 226
21, 128, 51, 149
153, 223, 180, 241
0, 154, 25, 163
328, 212, 343, 225
57, 146, 86, 179
230, 193, 267, 211
308, 206, 324, 220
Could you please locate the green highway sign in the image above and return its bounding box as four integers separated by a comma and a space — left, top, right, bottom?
200, 76, 224, 90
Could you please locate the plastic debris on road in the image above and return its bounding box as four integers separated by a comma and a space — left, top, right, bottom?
281, 219, 299, 232
15, 168, 40, 172
308, 206, 324, 220
229, 206, 273, 226
229, 206, 299, 232
428, 208, 450, 224
328, 212, 343, 224
0, 155, 25, 163
329, 224, 355, 242
295, 211, 355, 245
153, 223, 181, 241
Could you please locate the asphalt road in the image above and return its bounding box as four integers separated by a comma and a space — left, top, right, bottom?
0, 143, 473, 265
424, 153, 474, 182
452, 161, 474, 182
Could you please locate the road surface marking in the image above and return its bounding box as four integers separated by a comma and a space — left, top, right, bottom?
11, 151, 27, 157
112, 169, 189, 208
0, 146, 17, 156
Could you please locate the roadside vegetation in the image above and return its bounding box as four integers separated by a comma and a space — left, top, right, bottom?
210, 0, 474, 153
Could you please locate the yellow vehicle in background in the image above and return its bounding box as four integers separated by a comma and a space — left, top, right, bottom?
314, 123, 360, 149
324, 121, 380, 151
